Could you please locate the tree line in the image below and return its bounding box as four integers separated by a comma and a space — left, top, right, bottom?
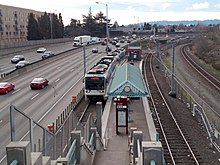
27, 12, 64, 40
27, 8, 118, 40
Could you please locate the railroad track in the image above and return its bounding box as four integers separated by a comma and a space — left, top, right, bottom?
143, 53, 201, 164
181, 45, 220, 91
74, 100, 106, 126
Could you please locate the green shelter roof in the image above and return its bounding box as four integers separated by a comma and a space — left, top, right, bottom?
106, 63, 149, 97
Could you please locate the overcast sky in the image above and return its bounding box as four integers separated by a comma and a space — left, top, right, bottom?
1, 0, 220, 26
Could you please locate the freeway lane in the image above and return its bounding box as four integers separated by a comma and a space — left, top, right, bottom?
0, 43, 110, 164
0, 41, 74, 74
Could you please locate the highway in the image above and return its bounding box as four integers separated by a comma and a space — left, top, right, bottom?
0, 41, 73, 74
0, 42, 115, 164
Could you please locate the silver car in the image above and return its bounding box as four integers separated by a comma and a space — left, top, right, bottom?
11, 55, 25, 63
15, 60, 30, 69
42, 51, 55, 59
37, 47, 46, 53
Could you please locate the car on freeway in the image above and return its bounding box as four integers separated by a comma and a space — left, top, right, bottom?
11, 55, 25, 63
111, 40, 117, 45
15, 60, 30, 69
30, 77, 49, 89
106, 46, 112, 52
115, 43, 120, 47
0, 82, 15, 94
101, 41, 106, 45
37, 47, 46, 53
92, 47, 98, 53
42, 51, 55, 59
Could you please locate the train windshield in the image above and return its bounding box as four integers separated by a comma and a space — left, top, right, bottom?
85, 77, 105, 90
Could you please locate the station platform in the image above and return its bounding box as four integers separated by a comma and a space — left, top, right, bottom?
93, 96, 156, 165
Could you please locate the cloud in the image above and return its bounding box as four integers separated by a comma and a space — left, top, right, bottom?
191, 2, 209, 10
215, 3, 220, 9
1, 0, 220, 26
162, 3, 171, 9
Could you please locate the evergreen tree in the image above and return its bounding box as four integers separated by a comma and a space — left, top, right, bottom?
82, 7, 97, 35
57, 13, 64, 38
38, 12, 51, 39
94, 11, 106, 37
27, 13, 42, 40
144, 22, 152, 30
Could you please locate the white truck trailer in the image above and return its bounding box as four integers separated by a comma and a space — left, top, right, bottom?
91, 37, 100, 43
73, 35, 91, 47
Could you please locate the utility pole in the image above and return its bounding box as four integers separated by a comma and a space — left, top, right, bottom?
169, 44, 176, 98
96, 2, 109, 54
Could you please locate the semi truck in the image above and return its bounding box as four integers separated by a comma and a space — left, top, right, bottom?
91, 37, 100, 43
73, 35, 91, 47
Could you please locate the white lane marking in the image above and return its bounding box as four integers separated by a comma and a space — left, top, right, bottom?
0, 104, 10, 114
38, 76, 83, 122
0, 120, 2, 124
70, 68, 74, 72
55, 78, 60, 83
12, 88, 20, 94
31, 93, 39, 100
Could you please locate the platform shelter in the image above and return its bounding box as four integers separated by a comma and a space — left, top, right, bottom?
106, 63, 149, 97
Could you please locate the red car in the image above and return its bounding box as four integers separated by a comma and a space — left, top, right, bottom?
30, 78, 49, 89
0, 82, 15, 94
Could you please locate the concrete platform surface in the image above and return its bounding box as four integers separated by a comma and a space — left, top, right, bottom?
93, 98, 150, 165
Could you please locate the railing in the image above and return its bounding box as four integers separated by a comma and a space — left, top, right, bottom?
10, 160, 18, 165
89, 132, 95, 151
135, 139, 142, 164
8, 88, 85, 161
66, 139, 77, 165
10, 105, 56, 159
103, 127, 109, 149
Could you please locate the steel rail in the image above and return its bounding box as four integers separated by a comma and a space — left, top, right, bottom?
144, 53, 200, 164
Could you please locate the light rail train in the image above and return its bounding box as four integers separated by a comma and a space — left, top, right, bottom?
84, 48, 125, 100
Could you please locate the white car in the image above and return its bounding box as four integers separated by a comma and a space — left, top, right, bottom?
115, 43, 120, 47
37, 47, 46, 53
15, 60, 30, 69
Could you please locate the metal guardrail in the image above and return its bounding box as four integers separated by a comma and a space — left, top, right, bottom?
7, 88, 85, 161
10, 160, 18, 165
137, 139, 141, 159
10, 104, 56, 158
89, 132, 95, 151
66, 139, 77, 165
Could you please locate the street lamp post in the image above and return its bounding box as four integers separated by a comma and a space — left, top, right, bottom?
134, 16, 140, 41
50, 10, 57, 39
96, 2, 109, 53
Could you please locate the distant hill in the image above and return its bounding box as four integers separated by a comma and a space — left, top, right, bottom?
147, 19, 220, 26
